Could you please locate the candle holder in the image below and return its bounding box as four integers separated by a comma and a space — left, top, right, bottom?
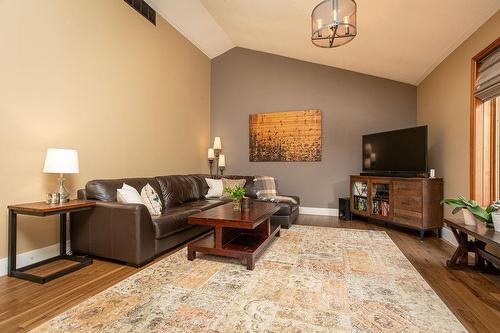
215, 152, 221, 177
208, 158, 214, 177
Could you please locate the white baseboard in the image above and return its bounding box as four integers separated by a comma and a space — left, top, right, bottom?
299, 206, 339, 216
0, 241, 71, 277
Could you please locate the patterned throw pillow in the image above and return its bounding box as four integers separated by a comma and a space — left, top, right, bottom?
221, 178, 246, 198
253, 176, 277, 199
140, 183, 162, 216
253, 176, 298, 204
205, 178, 224, 198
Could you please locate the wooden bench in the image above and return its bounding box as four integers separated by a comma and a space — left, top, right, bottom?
444, 217, 500, 274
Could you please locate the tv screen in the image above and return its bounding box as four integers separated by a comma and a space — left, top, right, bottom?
362, 126, 428, 174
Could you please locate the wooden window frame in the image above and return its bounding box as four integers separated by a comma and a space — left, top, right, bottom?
470, 37, 500, 203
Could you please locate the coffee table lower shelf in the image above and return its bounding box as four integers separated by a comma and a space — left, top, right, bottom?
187, 223, 281, 270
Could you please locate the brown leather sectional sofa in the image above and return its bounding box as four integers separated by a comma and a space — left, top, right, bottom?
70, 174, 299, 266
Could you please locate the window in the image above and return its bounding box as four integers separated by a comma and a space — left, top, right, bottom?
471, 38, 500, 206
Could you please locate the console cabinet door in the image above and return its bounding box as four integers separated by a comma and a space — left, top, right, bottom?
370, 178, 392, 220
392, 181, 423, 228
350, 177, 369, 216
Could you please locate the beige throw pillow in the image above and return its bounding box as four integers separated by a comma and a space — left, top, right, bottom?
205, 178, 224, 198
117, 183, 143, 205
140, 183, 162, 216
221, 178, 246, 198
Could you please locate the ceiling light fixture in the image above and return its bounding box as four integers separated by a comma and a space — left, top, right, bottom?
311, 0, 357, 48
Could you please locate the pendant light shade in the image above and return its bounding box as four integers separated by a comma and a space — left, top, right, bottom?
311, 0, 357, 48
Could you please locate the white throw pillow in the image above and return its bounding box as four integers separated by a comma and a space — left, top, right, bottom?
140, 184, 162, 216
117, 183, 143, 204
205, 178, 223, 198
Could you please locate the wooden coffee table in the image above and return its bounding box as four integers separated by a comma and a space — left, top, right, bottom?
187, 201, 280, 270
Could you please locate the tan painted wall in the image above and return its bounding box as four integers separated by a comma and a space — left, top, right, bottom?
417, 11, 500, 217
0, 0, 210, 259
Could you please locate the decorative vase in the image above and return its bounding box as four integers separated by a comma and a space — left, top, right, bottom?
232, 198, 242, 211
492, 211, 500, 232
241, 197, 251, 211
462, 209, 479, 226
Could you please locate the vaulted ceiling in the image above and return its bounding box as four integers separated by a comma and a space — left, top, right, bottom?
148, 0, 500, 85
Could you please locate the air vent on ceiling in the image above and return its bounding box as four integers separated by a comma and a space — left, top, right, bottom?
124, 0, 156, 25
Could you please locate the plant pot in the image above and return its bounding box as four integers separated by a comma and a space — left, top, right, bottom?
492, 211, 500, 232
462, 209, 479, 226
232, 198, 242, 211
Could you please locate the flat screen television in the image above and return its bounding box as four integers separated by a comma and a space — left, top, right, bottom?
362, 126, 428, 177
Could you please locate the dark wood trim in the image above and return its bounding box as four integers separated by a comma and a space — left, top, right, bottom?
470, 37, 500, 201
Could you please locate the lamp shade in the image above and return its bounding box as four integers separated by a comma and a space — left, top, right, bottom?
208, 148, 215, 160
43, 148, 79, 174
218, 154, 226, 167
213, 137, 222, 150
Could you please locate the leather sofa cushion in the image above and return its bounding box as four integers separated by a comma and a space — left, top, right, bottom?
152, 207, 201, 239
155, 175, 205, 208
189, 174, 210, 198
86, 178, 163, 205
178, 199, 226, 211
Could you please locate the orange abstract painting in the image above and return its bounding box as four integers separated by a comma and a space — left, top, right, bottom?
249, 110, 322, 162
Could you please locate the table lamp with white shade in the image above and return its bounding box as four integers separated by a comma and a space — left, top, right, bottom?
43, 148, 79, 203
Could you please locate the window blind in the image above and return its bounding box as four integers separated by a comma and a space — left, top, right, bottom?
475, 46, 500, 102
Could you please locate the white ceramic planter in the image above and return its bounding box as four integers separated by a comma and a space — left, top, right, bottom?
492, 211, 500, 232
462, 209, 479, 226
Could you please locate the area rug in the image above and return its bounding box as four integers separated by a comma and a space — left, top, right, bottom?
32, 226, 466, 333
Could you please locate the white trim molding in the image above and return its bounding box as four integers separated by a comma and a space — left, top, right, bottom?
0, 241, 71, 277
299, 206, 339, 216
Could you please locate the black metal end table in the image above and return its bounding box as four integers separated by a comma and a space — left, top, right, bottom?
7, 200, 95, 284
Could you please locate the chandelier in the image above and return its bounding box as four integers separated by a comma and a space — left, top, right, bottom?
311, 0, 357, 48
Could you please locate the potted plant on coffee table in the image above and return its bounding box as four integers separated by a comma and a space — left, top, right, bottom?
442, 196, 495, 227
224, 186, 246, 211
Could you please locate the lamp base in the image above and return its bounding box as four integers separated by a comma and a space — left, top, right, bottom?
57, 175, 70, 203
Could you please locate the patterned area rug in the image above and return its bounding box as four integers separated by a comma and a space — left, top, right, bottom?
32, 226, 466, 332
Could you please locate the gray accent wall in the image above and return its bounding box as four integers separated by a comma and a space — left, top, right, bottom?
211, 48, 417, 208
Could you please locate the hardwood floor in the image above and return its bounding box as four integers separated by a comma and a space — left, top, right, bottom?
0, 215, 499, 332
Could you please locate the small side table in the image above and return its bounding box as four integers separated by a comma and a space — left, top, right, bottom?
7, 199, 96, 284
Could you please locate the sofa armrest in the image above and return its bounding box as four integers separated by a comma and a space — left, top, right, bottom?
77, 188, 87, 200
279, 195, 300, 205
70, 200, 155, 266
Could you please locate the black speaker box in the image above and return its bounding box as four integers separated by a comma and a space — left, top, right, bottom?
339, 197, 351, 221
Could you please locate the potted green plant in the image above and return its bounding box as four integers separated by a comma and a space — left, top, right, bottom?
224, 186, 246, 211
442, 196, 495, 227
490, 201, 500, 232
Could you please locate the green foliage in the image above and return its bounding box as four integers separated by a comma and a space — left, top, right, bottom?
224, 186, 246, 200
441, 195, 498, 227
